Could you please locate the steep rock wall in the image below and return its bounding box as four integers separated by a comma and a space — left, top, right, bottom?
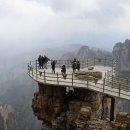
32, 83, 113, 130
113, 39, 130, 77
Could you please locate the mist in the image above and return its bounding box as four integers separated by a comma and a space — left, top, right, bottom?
0, 0, 130, 59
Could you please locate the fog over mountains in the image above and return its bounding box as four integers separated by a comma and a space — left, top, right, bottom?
0, 42, 130, 130
0, 0, 130, 129
0, 44, 112, 130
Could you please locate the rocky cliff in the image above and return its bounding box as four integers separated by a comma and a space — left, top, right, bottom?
31, 83, 130, 130
111, 112, 130, 130
113, 39, 130, 77
0, 102, 18, 130
29, 43, 130, 130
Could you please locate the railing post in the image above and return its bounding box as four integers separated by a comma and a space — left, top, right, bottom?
119, 84, 121, 96
57, 72, 59, 85
104, 72, 106, 79
44, 70, 46, 83
103, 78, 105, 93
36, 60, 38, 80
72, 73, 73, 86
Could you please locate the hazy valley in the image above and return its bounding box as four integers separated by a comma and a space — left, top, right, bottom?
0, 41, 130, 130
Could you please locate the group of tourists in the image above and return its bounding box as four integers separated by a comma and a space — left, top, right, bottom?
71, 58, 80, 72
38, 56, 80, 79
38, 55, 50, 69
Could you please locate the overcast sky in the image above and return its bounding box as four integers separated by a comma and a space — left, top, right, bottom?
0, 0, 130, 55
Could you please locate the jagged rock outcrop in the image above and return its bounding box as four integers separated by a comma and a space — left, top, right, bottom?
32, 83, 114, 130
0, 102, 18, 130
60, 45, 112, 61
76, 46, 95, 60
77, 46, 112, 60
111, 112, 130, 130
113, 39, 130, 77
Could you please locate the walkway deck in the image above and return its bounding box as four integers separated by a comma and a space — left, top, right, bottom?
28, 59, 130, 100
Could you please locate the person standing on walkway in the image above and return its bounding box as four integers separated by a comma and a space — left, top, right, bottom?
44, 55, 50, 69
77, 61, 80, 71
38, 55, 42, 69
51, 60, 56, 73
61, 65, 67, 79
41, 56, 45, 69
72, 58, 77, 73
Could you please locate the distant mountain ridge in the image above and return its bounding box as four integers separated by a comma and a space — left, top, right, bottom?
60, 45, 112, 60
0, 44, 83, 130
1, 43, 130, 130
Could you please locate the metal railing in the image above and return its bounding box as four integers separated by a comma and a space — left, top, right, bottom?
28, 57, 115, 69
27, 58, 130, 100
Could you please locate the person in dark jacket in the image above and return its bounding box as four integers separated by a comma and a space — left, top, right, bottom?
61, 65, 67, 79
72, 58, 77, 73
76, 61, 80, 71
44, 55, 50, 69
41, 56, 45, 69
61, 65, 66, 74
38, 55, 42, 69
51, 60, 56, 73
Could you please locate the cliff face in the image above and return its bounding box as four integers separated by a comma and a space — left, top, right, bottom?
32, 83, 117, 130
111, 112, 130, 130
0, 102, 18, 130
113, 39, 130, 77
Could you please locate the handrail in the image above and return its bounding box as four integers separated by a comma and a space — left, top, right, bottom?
28, 66, 130, 100
28, 58, 130, 100
29, 58, 115, 69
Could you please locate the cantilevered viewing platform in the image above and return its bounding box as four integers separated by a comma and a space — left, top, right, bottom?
28, 58, 130, 100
